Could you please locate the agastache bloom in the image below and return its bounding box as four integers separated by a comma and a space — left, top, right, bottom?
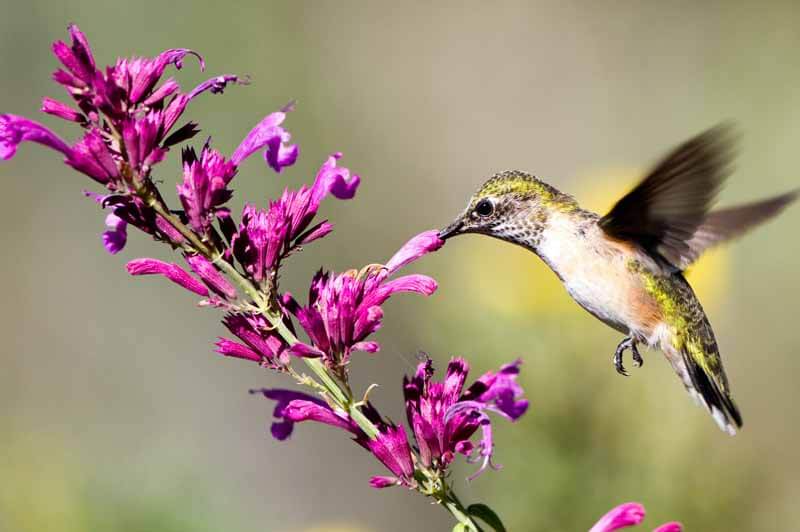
285, 230, 444, 371
177, 142, 237, 234
231, 104, 298, 172
255, 356, 527, 488
2, 24, 559, 530
231, 153, 360, 281
590, 503, 683, 532
251, 388, 416, 489
215, 314, 289, 369
404, 357, 528, 480
2, 25, 301, 256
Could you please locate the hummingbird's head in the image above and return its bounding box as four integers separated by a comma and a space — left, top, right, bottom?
438, 170, 577, 248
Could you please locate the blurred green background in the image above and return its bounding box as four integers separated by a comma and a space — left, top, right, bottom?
2, 1, 799, 531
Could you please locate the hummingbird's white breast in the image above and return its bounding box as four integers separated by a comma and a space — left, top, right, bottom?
535, 211, 664, 342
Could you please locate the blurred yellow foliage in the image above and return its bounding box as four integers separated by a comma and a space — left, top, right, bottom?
0, 432, 88, 532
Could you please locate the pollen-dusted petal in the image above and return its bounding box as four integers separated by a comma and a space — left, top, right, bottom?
589, 503, 646, 532
126, 258, 209, 297
380, 274, 438, 298
0, 114, 72, 160
385, 230, 445, 274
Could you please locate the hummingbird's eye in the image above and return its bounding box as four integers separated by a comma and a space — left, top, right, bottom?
474, 198, 494, 217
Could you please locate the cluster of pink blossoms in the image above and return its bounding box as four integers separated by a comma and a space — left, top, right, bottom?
0, 25, 683, 531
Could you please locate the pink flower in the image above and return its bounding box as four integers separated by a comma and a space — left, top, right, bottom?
590, 503, 682, 532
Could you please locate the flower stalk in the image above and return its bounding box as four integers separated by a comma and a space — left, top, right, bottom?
141, 173, 377, 436
1, 24, 541, 531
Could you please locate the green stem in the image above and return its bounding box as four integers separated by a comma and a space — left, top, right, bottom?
146, 194, 379, 439
443, 496, 482, 532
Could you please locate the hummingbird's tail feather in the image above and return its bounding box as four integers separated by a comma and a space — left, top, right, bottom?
681, 348, 742, 435
664, 344, 742, 435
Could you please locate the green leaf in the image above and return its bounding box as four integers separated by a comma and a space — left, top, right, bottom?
467, 504, 507, 532
452, 524, 468, 532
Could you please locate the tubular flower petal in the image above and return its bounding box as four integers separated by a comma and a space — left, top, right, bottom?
0, 114, 72, 160
40, 97, 85, 123
51, 24, 97, 87
184, 254, 237, 299
216, 314, 289, 369
230, 110, 297, 171
385, 230, 445, 274
67, 129, 119, 183
250, 389, 350, 440
590, 503, 646, 532
125, 258, 209, 297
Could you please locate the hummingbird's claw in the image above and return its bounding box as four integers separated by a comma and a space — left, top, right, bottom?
613, 336, 641, 377
631, 342, 644, 368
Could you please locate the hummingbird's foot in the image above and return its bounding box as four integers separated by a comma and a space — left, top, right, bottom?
613, 337, 641, 377
631, 341, 644, 368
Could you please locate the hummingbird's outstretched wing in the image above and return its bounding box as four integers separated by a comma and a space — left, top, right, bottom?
598, 124, 735, 270
599, 125, 798, 270
676, 190, 798, 269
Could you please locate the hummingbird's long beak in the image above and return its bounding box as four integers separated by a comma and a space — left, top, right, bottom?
438, 218, 464, 240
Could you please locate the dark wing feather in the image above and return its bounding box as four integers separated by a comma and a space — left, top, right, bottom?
599, 125, 735, 269
676, 190, 798, 269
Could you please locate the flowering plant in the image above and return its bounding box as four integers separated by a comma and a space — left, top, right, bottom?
1, 25, 683, 531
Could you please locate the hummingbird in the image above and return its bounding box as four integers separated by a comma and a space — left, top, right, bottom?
438, 125, 797, 435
